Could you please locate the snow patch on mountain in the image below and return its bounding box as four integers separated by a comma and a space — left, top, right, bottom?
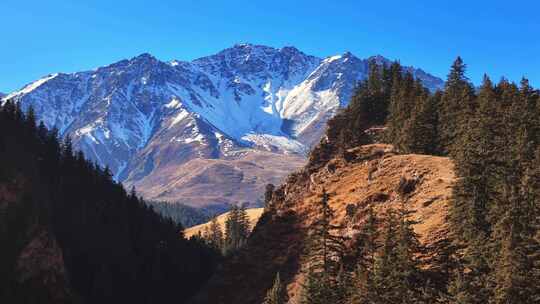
242, 133, 306, 154
5, 73, 59, 99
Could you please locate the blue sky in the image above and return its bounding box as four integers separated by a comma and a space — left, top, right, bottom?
1, 0, 539, 92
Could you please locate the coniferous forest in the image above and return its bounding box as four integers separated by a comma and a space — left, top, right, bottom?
146, 200, 219, 228
0, 102, 219, 304
199, 205, 252, 255
297, 58, 540, 303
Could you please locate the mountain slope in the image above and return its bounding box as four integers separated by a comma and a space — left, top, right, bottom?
184, 208, 264, 238
2, 44, 443, 207
190, 144, 455, 303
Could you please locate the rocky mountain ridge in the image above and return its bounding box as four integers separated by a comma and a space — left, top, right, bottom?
2, 44, 444, 207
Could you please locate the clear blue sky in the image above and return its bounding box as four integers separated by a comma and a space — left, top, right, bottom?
1, 0, 539, 93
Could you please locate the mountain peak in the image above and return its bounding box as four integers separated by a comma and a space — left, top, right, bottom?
367, 54, 392, 65
225, 43, 272, 52
232, 42, 254, 48
280, 45, 301, 53
130, 52, 158, 62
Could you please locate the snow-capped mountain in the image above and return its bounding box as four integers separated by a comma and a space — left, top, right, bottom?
2, 44, 443, 207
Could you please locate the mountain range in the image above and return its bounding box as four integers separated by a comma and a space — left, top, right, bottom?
2, 44, 443, 208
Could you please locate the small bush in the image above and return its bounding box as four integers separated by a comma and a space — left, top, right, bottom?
396, 176, 418, 196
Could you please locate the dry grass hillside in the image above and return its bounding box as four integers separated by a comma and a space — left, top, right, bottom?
190, 144, 455, 304
128, 150, 305, 208
185, 208, 264, 238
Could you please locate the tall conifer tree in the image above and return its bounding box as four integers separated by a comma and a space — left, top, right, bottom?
263, 272, 284, 304
438, 57, 475, 157
301, 189, 347, 303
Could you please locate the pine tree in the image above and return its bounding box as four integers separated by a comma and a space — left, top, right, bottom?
350, 207, 379, 303
372, 209, 400, 303
334, 264, 353, 304
263, 272, 284, 304
491, 85, 540, 303
300, 189, 347, 304
451, 75, 500, 237
446, 76, 501, 304
447, 269, 476, 304
24, 105, 37, 134
264, 183, 275, 209
438, 57, 476, 157
223, 205, 250, 254
372, 207, 426, 304
239, 205, 251, 240
385, 69, 415, 147
207, 216, 223, 251
345, 83, 378, 146
300, 269, 328, 304
457, 77, 501, 215
393, 205, 425, 303
492, 187, 539, 304
400, 90, 439, 154
223, 206, 239, 254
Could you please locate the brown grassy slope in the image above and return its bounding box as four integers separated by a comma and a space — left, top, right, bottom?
190, 144, 455, 304
127, 150, 305, 208
184, 208, 264, 238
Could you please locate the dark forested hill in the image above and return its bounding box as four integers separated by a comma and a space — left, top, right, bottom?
0, 103, 218, 304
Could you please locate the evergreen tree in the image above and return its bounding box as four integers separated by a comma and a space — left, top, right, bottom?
447, 269, 476, 304
385, 70, 416, 147
334, 264, 353, 304
400, 90, 439, 154
264, 183, 275, 209
438, 57, 476, 157
446, 76, 501, 304
450, 75, 500, 238
300, 269, 329, 304
207, 216, 223, 251
492, 187, 539, 304
372, 207, 426, 304
301, 189, 347, 303
372, 209, 399, 303
393, 205, 425, 303
223, 205, 250, 254
490, 83, 540, 303
350, 207, 379, 303
263, 272, 284, 304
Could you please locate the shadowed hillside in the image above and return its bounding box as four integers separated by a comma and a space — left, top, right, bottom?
0, 102, 218, 304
